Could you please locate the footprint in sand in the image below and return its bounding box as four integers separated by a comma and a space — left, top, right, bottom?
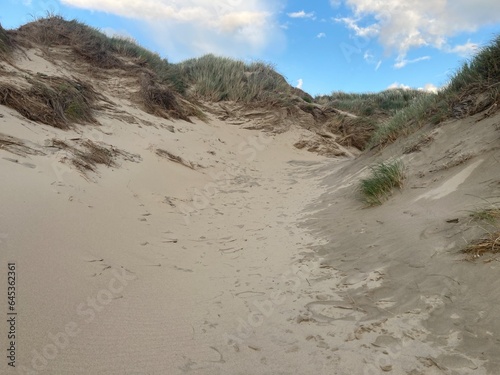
433, 353, 478, 370
341, 270, 384, 290
305, 300, 365, 322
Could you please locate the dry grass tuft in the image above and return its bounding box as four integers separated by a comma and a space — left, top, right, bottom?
463, 233, 500, 259
0, 76, 97, 129
139, 75, 191, 122
50, 139, 141, 178
463, 206, 500, 260
327, 115, 376, 150
0, 133, 44, 156
52, 139, 116, 175
432, 153, 474, 172
403, 133, 435, 154
293, 139, 346, 157
155, 148, 195, 169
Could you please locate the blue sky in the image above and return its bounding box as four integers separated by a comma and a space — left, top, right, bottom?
2, 0, 500, 96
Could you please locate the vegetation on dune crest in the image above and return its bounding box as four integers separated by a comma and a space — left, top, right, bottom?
15, 15, 186, 92
177, 54, 291, 102
11, 15, 293, 111
0, 23, 13, 58
359, 160, 406, 206
368, 34, 500, 148
367, 94, 440, 147
5, 15, 498, 151
315, 89, 432, 150
317, 89, 431, 117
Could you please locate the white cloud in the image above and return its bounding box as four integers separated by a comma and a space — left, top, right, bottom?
419, 83, 439, 93
316, 32, 326, 39
388, 82, 411, 90
296, 78, 303, 89
388, 82, 440, 93
335, 17, 379, 37
339, 0, 500, 63
447, 40, 479, 57
61, 0, 285, 60
394, 55, 431, 69
101, 27, 135, 41
329, 0, 341, 8
287, 10, 315, 19
375, 60, 382, 71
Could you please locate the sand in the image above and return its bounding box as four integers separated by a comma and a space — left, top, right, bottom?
1, 45, 500, 375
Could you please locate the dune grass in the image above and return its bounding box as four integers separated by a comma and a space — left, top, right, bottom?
177, 54, 291, 102
15, 15, 292, 105
359, 160, 406, 206
317, 89, 430, 117
463, 205, 500, 259
368, 94, 441, 147
316, 89, 433, 150
17, 15, 186, 90
368, 34, 500, 149
470, 208, 500, 224
0, 23, 13, 59
0, 76, 97, 129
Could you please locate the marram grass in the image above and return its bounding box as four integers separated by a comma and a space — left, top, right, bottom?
367, 34, 500, 148
359, 160, 406, 206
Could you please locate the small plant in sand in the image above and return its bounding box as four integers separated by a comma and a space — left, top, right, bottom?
402, 132, 435, 154
469, 208, 500, 224
462, 203, 500, 260
359, 159, 406, 206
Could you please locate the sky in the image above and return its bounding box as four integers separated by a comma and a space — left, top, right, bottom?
2, 0, 500, 96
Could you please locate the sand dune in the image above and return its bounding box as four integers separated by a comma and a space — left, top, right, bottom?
1, 23, 500, 375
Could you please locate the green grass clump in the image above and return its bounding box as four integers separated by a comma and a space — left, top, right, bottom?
359, 160, 406, 206
469, 207, 500, 224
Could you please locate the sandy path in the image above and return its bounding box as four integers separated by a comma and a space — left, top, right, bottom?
1, 102, 358, 374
